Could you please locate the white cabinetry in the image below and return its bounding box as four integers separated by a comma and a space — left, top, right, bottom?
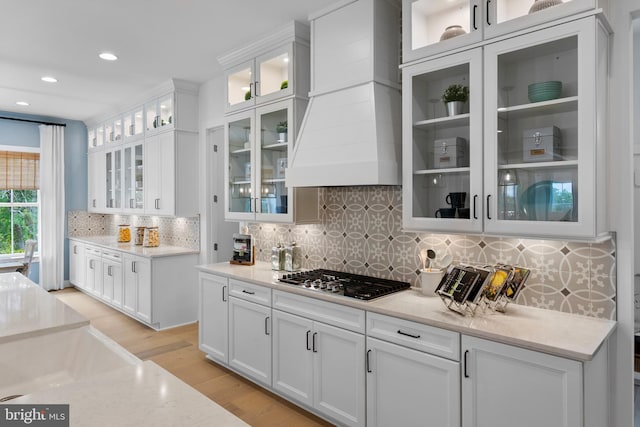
123, 254, 151, 324
85, 246, 103, 296
402, 0, 609, 63
87, 149, 106, 213
403, 16, 609, 239
272, 290, 365, 427
69, 241, 85, 289
228, 280, 272, 387
461, 335, 583, 427
199, 273, 229, 364
365, 312, 461, 427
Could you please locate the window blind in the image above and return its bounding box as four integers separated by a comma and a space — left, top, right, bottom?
0, 151, 40, 190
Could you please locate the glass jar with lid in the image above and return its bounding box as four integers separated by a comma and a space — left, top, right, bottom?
118, 224, 131, 242
135, 226, 146, 245
143, 227, 159, 247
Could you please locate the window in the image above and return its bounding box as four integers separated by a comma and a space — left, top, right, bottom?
0, 147, 40, 258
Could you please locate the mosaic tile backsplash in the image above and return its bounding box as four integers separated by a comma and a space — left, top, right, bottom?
249, 186, 616, 320
67, 211, 200, 250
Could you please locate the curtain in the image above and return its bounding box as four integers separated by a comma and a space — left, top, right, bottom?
39, 125, 65, 291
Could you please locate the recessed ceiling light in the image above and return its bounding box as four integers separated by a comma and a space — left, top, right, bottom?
16, 101, 29, 106
41, 76, 58, 83
99, 52, 118, 61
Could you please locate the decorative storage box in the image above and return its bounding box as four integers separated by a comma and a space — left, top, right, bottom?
523, 126, 562, 162
434, 137, 467, 168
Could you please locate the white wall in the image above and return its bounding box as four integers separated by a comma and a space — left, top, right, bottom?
609, 2, 638, 427
198, 75, 238, 265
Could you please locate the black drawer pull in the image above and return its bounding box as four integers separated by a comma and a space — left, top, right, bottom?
366, 349, 372, 373
397, 330, 420, 339
306, 330, 311, 350
464, 350, 470, 378
242, 289, 255, 295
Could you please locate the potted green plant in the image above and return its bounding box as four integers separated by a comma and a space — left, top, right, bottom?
276, 121, 288, 142
442, 84, 469, 116
244, 90, 251, 101
280, 80, 288, 90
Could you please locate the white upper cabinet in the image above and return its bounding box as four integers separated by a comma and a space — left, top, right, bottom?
219, 21, 310, 114
403, 15, 609, 240
145, 94, 174, 134
123, 106, 144, 142
402, 0, 610, 63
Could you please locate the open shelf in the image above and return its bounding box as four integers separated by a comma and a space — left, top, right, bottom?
497, 96, 578, 119
498, 160, 578, 170
414, 167, 471, 175
262, 142, 288, 151
414, 113, 470, 129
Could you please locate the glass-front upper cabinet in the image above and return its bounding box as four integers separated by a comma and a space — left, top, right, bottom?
402, 0, 605, 62
145, 94, 174, 133
255, 102, 292, 221
123, 142, 144, 212
483, 16, 606, 239
88, 127, 97, 150
402, 49, 483, 233
105, 148, 122, 210
123, 107, 144, 141
224, 44, 293, 113
225, 110, 254, 221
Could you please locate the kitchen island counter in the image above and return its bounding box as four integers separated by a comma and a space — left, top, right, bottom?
197, 262, 616, 362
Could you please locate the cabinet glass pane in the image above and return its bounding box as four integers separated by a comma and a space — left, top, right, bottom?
228, 67, 252, 107
259, 53, 289, 98
105, 123, 114, 144
495, 0, 577, 25
88, 129, 96, 149
114, 150, 122, 209
113, 118, 122, 142
411, 63, 472, 220
159, 95, 173, 128
145, 100, 157, 132
135, 144, 143, 209
259, 108, 288, 214
495, 35, 578, 222
124, 147, 133, 209
409, 0, 473, 52
134, 109, 144, 137
106, 152, 113, 208
228, 117, 252, 213
96, 126, 104, 147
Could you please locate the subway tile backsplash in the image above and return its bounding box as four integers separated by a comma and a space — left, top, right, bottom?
249, 186, 616, 320
67, 211, 200, 250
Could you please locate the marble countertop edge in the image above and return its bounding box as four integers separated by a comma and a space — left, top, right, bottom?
69, 236, 199, 258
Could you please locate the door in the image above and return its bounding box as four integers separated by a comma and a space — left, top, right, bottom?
111, 261, 123, 308
228, 296, 272, 387
402, 48, 483, 233
102, 261, 115, 302
225, 110, 255, 221
145, 131, 175, 215
483, 18, 597, 238
134, 257, 151, 323
313, 322, 365, 427
272, 309, 314, 407
88, 150, 105, 212
123, 141, 144, 212
69, 242, 85, 288
366, 337, 460, 427
462, 335, 582, 427
199, 273, 229, 364
122, 256, 137, 315
85, 251, 102, 296
105, 148, 122, 210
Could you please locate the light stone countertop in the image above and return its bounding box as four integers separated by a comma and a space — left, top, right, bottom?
11, 360, 249, 427
69, 236, 199, 258
197, 262, 616, 362
0, 273, 89, 344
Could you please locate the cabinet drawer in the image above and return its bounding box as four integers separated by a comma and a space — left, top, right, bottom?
229, 279, 271, 306
85, 246, 102, 256
102, 249, 122, 263
366, 312, 459, 361
273, 290, 365, 334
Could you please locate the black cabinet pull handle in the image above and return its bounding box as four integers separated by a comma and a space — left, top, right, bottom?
397, 330, 420, 339
486, 0, 491, 25
222, 285, 227, 302
312, 332, 318, 353
473, 5, 478, 30
464, 350, 470, 378
473, 195, 478, 219
265, 317, 270, 335
306, 330, 311, 350
486, 195, 492, 220
366, 349, 372, 373
242, 289, 255, 295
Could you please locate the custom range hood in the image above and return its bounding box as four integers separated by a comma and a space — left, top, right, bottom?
286, 0, 402, 187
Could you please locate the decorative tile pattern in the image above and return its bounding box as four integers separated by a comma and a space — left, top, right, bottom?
67, 211, 200, 250
248, 186, 616, 320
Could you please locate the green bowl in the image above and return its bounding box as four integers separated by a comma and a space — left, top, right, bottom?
528, 81, 562, 103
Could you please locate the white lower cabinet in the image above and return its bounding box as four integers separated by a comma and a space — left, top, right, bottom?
69, 241, 85, 289
229, 296, 272, 387
461, 335, 582, 427
198, 272, 229, 364
272, 291, 366, 427
69, 240, 197, 330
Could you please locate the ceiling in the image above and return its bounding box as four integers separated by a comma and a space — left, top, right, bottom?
0, 0, 337, 123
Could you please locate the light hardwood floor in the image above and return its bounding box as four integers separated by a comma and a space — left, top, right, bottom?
52, 287, 333, 427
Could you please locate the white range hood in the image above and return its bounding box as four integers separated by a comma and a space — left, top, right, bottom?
286, 0, 402, 187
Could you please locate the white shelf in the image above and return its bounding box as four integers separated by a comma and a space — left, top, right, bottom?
498, 160, 578, 170
262, 142, 288, 150
414, 167, 471, 175
231, 147, 251, 154
231, 180, 251, 185
262, 178, 285, 183
497, 96, 578, 119
414, 113, 470, 129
